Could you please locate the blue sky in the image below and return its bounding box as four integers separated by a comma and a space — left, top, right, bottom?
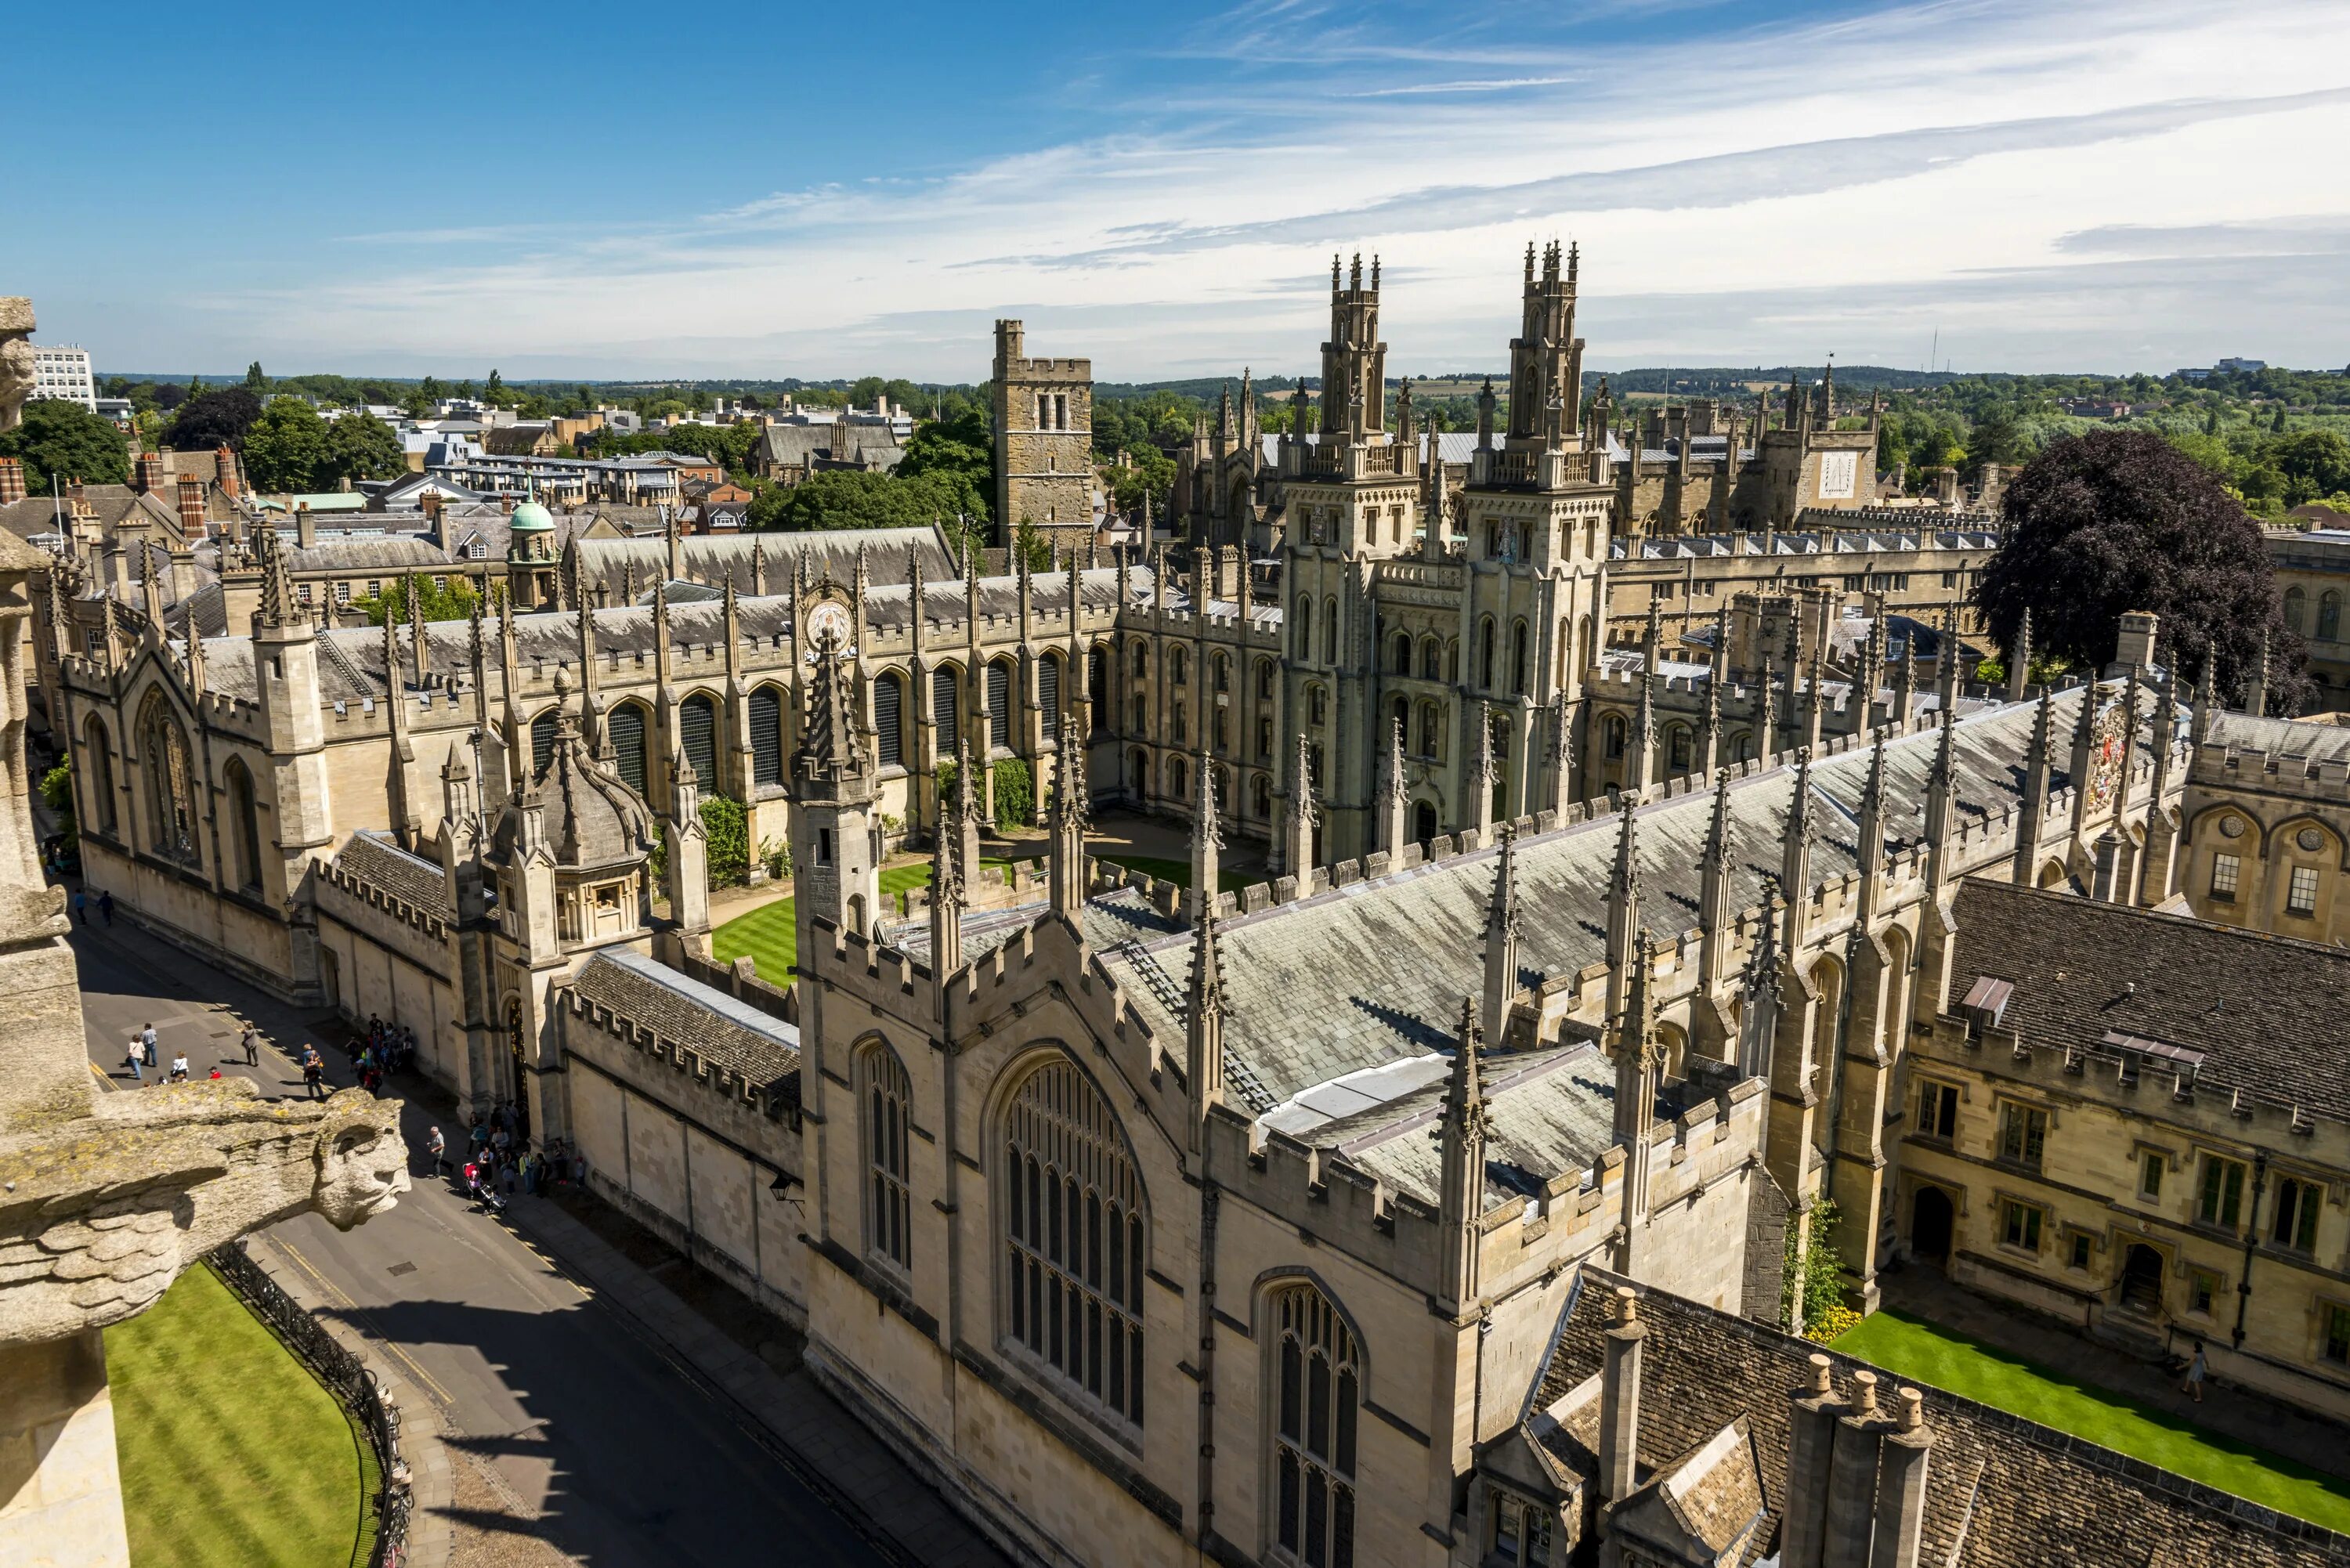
8, 0, 2349, 380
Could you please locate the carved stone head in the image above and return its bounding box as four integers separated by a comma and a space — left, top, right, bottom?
0, 299, 33, 434
311, 1095, 410, 1230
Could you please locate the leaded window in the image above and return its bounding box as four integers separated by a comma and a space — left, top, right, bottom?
749, 687, 784, 786
1039, 656, 1060, 741
862, 1042, 912, 1273
137, 692, 200, 865
1271, 1282, 1358, 1568
932, 666, 960, 749
870, 675, 902, 771
679, 693, 718, 792
987, 661, 1012, 750
530, 710, 558, 777
1003, 1056, 1144, 1428
609, 703, 648, 797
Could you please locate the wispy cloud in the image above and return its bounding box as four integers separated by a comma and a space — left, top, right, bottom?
102, 0, 2350, 375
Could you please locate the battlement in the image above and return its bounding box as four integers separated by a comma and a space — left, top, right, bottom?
563, 985, 796, 1118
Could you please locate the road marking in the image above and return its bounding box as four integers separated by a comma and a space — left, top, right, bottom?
272, 1238, 461, 1410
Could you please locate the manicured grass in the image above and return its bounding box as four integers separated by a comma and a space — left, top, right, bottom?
1833, 1308, 2350, 1532
713, 859, 1007, 982
108, 1261, 378, 1568
1092, 852, 1253, 894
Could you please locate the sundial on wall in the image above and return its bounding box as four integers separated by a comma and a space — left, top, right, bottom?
801, 587, 854, 659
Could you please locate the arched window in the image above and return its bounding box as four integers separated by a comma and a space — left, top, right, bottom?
1478, 617, 1495, 690
932, 664, 961, 750
610, 703, 650, 796
1172, 702, 1188, 747
867, 674, 902, 771
1322, 597, 1338, 663
1731, 730, 1753, 764
1294, 598, 1314, 660
82, 717, 116, 834
1039, 655, 1061, 741
1257, 714, 1274, 761
1131, 641, 1148, 679
1390, 631, 1412, 674
1002, 1054, 1145, 1426
1419, 700, 1444, 761
1213, 704, 1231, 754
679, 692, 718, 792
1131, 693, 1148, 733
1308, 685, 1328, 726
530, 710, 559, 777
1668, 725, 1691, 771
987, 660, 1013, 750
1256, 659, 1275, 701
1168, 754, 1188, 802
1088, 648, 1110, 733
1252, 773, 1271, 819
1604, 714, 1628, 760
2323, 591, 2342, 644
138, 691, 199, 865
1510, 620, 1529, 696
2286, 587, 2308, 636
1170, 646, 1188, 685
1128, 747, 1148, 796
1213, 654, 1231, 694
1268, 1281, 1359, 1568
1419, 636, 1441, 681
223, 757, 262, 891
862, 1042, 913, 1274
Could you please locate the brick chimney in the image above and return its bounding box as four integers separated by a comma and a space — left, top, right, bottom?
294, 502, 316, 548
134, 451, 165, 494
175, 476, 208, 539
420, 490, 443, 523
214, 445, 242, 500
0, 457, 24, 505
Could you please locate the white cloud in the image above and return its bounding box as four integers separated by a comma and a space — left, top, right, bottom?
154, 0, 2350, 377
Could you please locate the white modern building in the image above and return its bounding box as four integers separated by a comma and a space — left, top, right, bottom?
32, 345, 94, 410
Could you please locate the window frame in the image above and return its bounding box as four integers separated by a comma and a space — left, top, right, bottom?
859, 1040, 913, 1277
1267, 1281, 1361, 1568
1998, 1198, 2044, 1255
1914, 1078, 1960, 1143
1998, 1101, 2049, 1172
2210, 851, 2240, 902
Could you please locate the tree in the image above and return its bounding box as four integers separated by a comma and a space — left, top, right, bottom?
895, 407, 994, 526
355, 574, 478, 627
240, 396, 331, 493
161, 386, 262, 452
0, 399, 132, 496
747, 468, 988, 543
319, 413, 405, 488
1976, 431, 2301, 708
244, 362, 268, 392
2272, 403, 2290, 434
2269, 430, 2350, 506
486, 368, 504, 400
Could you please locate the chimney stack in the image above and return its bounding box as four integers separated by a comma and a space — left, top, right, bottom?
0, 457, 24, 504
1824, 1370, 1885, 1568
1599, 1286, 1647, 1508
1779, 1354, 1839, 1568
295, 502, 316, 548
134, 451, 164, 494
1871, 1388, 1934, 1568
214, 445, 241, 500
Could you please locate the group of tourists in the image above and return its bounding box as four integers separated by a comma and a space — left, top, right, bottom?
427, 1100, 584, 1210
351, 1015, 417, 1093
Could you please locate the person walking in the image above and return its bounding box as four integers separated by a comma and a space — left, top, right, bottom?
240, 1026, 259, 1066
300, 1046, 325, 1100
139, 1021, 158, 1064
97, 891, 114, 926
2182, 1340, 2208, 1403
125, 1039, 143, 1082
71, 889, 86, 926
427, 1125, 449, 1177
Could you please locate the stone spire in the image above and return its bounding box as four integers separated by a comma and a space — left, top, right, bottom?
1186, 780, 1227, 1154
2013, 690, 2055, 885
1469, 701, 1499, 839
1737, 873, 1785, 1081
2246, 627, 2272, 717
1482, 826, 1520, 1043
1925, 710, 1959, 892
1047, 712, 1088, 919
1611, 928, 1660, 1273
794, 628, 867, 789
2006, 609, 2032, 703
1781, 747, 1815, 951
1377, 716, 1410, 865
1546, 691, 1577, 817
1436, 995, 1490, 1311
254, 519, 297, 630
1935, 603, 1962, 715
1698, 769, 1735, 990
1630, 659, 1659, 795
928, 796, 964, 977
1856, 731, 1889, 880
1189, 749, 1220, 927
1422, 410, 1448, 558
1283, 732, 1318, 877
1605, 796, 1642, 1021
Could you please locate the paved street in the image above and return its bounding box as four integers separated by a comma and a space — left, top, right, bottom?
70, 912, 903, 1568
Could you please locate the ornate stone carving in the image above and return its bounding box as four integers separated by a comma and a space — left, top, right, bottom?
0, 298, 33, 432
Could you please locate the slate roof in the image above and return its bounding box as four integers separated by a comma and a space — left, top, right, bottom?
569, 525, 960, 602
1097, 692, 2084, 1118
0, 487, 182, 544
331, 830, 453, 916
569, 947, 801, 1088
1947, 880, 2350, 1123
1535, 1270, 2350, 1566
287, 536, 455, 573
2207, 710, 2350, 766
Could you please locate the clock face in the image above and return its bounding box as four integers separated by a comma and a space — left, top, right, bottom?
803, 599, 852, 652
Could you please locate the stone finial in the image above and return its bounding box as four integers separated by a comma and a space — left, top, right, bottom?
1613, 1284, 1639, 1325
1806, 1353, 1833, 1397
1849, 1368, 1878, 1418
1898, 1386, 1925, 1431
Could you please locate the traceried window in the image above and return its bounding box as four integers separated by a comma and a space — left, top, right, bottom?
679, 692, 718, 791
1490, 1490, 1554, 1567
870, 673, 904, 770
861, 1042, 912, 1274
1002, 1055, 1144, 1428
750, 685, 786, 785
1270, 1281, 1358, 1568
609, 703, 649, 797
83, 717, 116, 834
137, 690, 199, 864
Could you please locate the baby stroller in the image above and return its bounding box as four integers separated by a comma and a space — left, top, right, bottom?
464, 1161, 507, 1216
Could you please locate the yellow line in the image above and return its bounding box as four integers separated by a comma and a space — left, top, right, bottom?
377, 1337, 458, 1410
273, 1239, 353, 1309
275, 1239, 459, 1409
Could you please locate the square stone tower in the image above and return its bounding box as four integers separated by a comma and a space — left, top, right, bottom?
992, 320, 1097, 552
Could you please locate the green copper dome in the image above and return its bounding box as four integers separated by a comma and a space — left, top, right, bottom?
509, 496, 555, 532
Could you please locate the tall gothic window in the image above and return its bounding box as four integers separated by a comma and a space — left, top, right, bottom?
82, 717, 116, 834
609, 703, 649, 797
932, 664, 961, 750
1294, 598, 1313, 661
987, 659, 1013, 750
530, 710, 559, 776
1090, 649, 1111, 734
679, 692, 718, 791
869, 674, 903, 771
1003, 1054, 1145, 1429
861, 1042, 913, 1274
1039, 654, 1061, 741
222, 757, 262, 891
1270, 1281, 1359, 1568
138, 690, 199, 865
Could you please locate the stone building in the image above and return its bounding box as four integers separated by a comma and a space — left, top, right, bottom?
2270, 527, 2350, 712
992, 319, 1098, 551
1898, 879, 2350, 1422
2176, 710, 2350, 943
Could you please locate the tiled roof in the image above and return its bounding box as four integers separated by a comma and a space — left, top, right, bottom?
1947, 880, 2350, 1123
569, 948, 799, 1088
1535, 1271, 2350, 1566
2207, 710, 2350, 766
331, 830, 453, 916
1099, 692, 2084, 1111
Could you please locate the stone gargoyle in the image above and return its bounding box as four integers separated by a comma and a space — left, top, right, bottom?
0, 1082, 410, 1343
0, 299, 33, 433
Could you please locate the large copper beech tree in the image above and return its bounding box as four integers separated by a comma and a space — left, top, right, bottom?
1976, 430, 2303, 710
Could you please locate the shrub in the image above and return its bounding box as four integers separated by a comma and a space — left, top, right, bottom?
700, 795, 749, 887
757, 836, 791, 880
990, 757, 1034, 826
1783, 1197, 1855, 1342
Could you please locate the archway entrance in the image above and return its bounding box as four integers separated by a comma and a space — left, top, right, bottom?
1911, 1186, 1954, 1264
1413, 800, 1438, 844
2120, 1244, 2164, 1313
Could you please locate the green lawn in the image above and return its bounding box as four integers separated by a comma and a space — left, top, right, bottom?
108, 1261, 378, 1568
1092, 852, 1254, 894
714, 859, 1007, 982
1833, 1308, 2350, 1532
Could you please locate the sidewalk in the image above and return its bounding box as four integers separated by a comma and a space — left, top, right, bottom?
497, 1194, 1009, 1568
1880, 1266, 2350, 1483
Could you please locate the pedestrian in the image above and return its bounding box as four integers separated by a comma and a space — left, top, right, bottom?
169, 1052, 189, 1082
125, 1041, 143, 1082
2183, 1339, 2208, 1403
97, 891, 114, 926
71, 890, 86, 926
469, 1117, 490, 1157
498, 1157, 518, 1197
139, 1022, 158, 1066
240, 1026, 259, 1066
208, 1066, 222, 1080
427, 1125, 449, 1177
301, 1046, 325, 1100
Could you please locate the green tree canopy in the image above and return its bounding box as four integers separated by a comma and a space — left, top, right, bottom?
318, 413, 406, 489
747, 468, 986, 548
0, 399, 132, 496
895, 408, 994, 524
1976, 431, 2299, 709
244, 362, 268, 392
161, 386, 262, 452
353, 573, 478, 627
240, 397, 331, 493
